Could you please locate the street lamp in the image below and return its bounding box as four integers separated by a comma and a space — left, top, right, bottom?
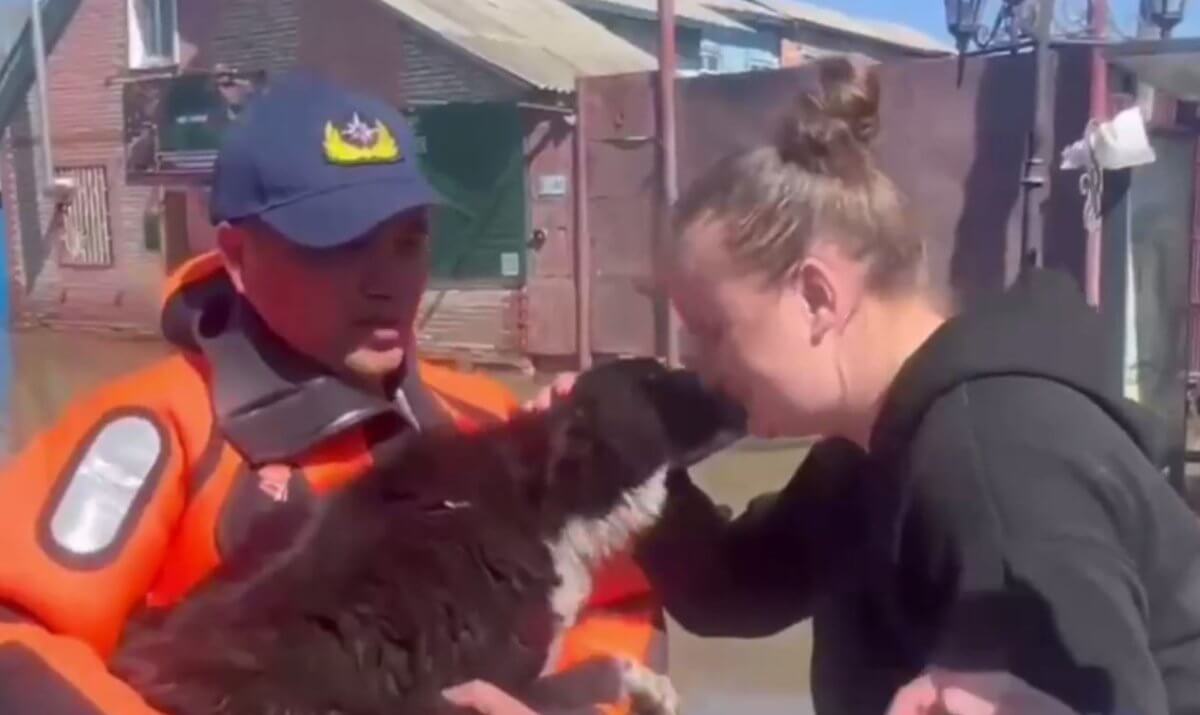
944, 0, 987, 54
1141, 0, 1190, 37
944, 0, 1044, 53
943, 0, 1056, 272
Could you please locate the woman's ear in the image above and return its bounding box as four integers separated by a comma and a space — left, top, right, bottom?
785, 260, 839, 345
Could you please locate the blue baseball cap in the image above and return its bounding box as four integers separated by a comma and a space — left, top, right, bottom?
209, 71, 443, 248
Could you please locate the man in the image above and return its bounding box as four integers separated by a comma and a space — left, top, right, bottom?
0, 72, 662, 714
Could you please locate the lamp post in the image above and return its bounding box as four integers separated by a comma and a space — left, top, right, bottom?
1141, 0, 1190, 37
944, 0, 1056, 273
29, 0, 54, 189
658, 0, 681, 367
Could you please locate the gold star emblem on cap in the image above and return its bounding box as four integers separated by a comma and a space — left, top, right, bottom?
323, 112, 401, 166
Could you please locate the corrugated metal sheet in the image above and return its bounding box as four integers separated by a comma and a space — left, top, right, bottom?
698, 0, 786, 24
747, 0, 951, 54
566, 0, 753, 31
377, 0, 656, 92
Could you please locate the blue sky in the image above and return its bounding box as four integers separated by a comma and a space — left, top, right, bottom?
809, 0, 1199, 41
0, 0, 1196, 42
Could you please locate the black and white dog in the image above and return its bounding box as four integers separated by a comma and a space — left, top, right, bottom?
110, 358, 746, 715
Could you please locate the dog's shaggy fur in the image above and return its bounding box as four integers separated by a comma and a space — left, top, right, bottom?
109, 359, 745, 715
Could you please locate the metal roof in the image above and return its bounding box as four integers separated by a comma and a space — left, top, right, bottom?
1106, 37, 1200, 101
747, 0, 952, 54
377, 0, 657, 92
563, 0, 756, 31
696, 0, 788, 24
0, 0, 80, 136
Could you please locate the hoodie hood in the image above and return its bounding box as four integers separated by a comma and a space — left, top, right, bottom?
869, 269, 1169, 468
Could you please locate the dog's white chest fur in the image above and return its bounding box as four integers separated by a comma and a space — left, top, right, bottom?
541, 467, 669, 669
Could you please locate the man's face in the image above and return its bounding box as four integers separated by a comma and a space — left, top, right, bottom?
219, 209, 431, 389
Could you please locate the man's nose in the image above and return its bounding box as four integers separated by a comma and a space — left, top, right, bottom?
358, 244, 408, 298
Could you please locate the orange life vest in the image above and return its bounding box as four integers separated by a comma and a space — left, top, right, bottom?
0, 252, 662, 715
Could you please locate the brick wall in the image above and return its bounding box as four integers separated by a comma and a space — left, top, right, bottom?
2, 0, 164, 333
2, 0, 535, 362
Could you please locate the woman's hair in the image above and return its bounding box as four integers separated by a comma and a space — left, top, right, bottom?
675, 56, 924, 294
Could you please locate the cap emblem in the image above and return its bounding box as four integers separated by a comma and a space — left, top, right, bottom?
323, 112, 401, 166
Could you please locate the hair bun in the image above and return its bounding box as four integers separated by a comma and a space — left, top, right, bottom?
777, 57, 881, 177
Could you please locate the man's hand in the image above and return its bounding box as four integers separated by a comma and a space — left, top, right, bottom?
887, 671, 1078, 715
522, 373, 578, 412
443, 681, 540, 715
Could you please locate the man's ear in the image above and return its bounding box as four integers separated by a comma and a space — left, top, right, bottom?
217, 223, 249, 294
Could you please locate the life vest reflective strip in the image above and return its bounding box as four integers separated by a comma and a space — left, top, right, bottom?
0, 356, 206, 657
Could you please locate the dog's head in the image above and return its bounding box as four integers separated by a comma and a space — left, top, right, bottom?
539, 358, 746, 519
576, 358, 746, 468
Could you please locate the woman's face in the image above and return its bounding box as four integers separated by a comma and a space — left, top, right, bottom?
669, 219, 865, 439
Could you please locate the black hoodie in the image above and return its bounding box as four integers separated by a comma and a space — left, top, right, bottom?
638, 270, 1200, 715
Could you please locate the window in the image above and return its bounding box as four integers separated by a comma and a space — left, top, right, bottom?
55, 166, 114, 268
128, 0, 177, 69
700, 49, 721, 73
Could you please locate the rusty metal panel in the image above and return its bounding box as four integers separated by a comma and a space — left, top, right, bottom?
677, 65, 822, 189
586, 137, 658, 197
578, 52, 1087, 359
526, 115, 575, 278
579, 73, 661, 357
1190, 139, 1200, 375
589, 194, 657, 276
591, 276, 657, 356
580, 72, 658, 141
525, 278, 577, 356
675, 54, 1040, 309
525, 111, 578, 357
874, 54, 1032, 307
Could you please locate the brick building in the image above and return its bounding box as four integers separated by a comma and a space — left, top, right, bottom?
0, 0, 652, 367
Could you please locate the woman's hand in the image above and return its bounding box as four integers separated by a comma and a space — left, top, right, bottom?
443, 681, 540, 715
887, 671, 1077, 715
522, 373, 578, 412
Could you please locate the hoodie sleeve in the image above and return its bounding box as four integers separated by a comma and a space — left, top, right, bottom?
636, 438, 872, 638
908, 378, 1174, 715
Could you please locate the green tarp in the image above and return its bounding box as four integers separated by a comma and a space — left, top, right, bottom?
409, 102, 527, 284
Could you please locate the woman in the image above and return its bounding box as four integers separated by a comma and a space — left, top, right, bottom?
450, 58, 1200, 715
631, 56, 1200, 715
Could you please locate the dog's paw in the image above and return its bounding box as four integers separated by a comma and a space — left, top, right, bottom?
619, 658, 682, 715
